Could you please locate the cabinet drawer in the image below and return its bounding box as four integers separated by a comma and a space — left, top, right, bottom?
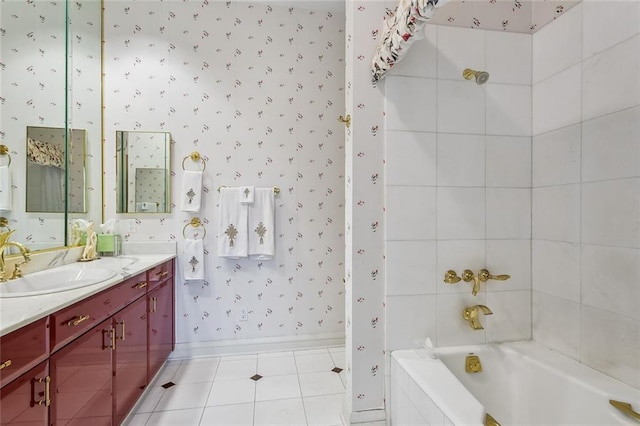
50, 272, 148, 352
147, 260, 173, 289
0, 317, 48, 389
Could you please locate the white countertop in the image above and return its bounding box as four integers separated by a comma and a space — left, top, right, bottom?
0, 254, 176, 337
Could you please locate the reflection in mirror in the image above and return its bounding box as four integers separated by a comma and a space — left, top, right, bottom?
26, 126, 86, 213
116, 131, 171, 214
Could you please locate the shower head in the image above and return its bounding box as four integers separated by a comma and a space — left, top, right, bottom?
463, 68, 490, 85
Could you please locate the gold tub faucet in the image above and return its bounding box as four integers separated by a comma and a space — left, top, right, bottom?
463, 305, 493, 330
0, 229, 31, 282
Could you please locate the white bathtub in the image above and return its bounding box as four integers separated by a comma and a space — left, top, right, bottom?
390, 341, 640, 425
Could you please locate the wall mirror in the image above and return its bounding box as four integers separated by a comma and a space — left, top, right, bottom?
116, 131, 172, 214
26, 126, 86, 213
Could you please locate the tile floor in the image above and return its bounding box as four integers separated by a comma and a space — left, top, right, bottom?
123, 347, 346, 426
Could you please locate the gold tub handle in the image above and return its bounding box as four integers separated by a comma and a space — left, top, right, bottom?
610, 399, 640, 421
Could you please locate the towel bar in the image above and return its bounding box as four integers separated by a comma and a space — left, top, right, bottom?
217, 185, 280, 194
182, 151, 206, 171
183, 217, 206, 239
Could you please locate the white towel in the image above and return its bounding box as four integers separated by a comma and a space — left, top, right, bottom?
181, 170, 203, 212
248, 188, 275, 261
184, 238, 205, 281
217, 187, 248, 258
0, 166, 11, 211
239, 186, 255, 204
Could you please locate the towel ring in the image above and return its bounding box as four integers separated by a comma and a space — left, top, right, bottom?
0, 145, 11, 166
182, 151, 206, 171
217, 185, 280, 194
183, 217, 207, 239
0, 217, 9, 231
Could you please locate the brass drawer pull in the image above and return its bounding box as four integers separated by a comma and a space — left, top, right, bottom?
0, 359, 12, 370
67, 315, 90, 326
155, 270, 169, 277
133, 282, 148, 289
36, 376, 51, 407
117, 320, 126, 341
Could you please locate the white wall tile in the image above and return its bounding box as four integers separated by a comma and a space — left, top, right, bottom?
437, 26, 485, 81
486, 84, 532, 137
582, 0, 640, 60
436, 133, 485, 187
486, 188, 531, 239
532, 185, 581, 243
532, 240, 581, 302
486, 136, 531, 188
386, 131, 437, 186
437, 293, 488, 347
532, 64, 582, 136
386, 186, 437, 241
486, 240, 531, 292
386, 295, 437, 351
582, 35, 640, 121
437, 187, 485, 240
581, 244, 640, 320
532, 124, 581, 187
486, 290, 532, 343
436, 240, 487, 295
437, 80, 485, 134
486, 31, 532, 85
532, 291, 581, 361
389, 26, 437, 79
386, 241, 437, 296
581, 306, 640, 389
582, 178, 640, 248
532, 2, 582, 84
582, 106, 640, 182
386, 76, 437, 132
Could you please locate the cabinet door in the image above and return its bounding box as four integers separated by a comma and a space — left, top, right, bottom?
113, 298, 147, 425
0, 361, 49, 426
148, 280, 174, 381
49, 318, 113, 426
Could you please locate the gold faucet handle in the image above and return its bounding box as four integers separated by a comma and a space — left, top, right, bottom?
461, 269, 475, 282
478, 268, 510, 282
443, 270, 462, 284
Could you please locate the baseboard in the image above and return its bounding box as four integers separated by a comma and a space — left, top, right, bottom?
340, 407, 387, 426
170, 331, 346, 359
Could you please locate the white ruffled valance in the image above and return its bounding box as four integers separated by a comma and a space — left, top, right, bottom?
371, 0, 447, 84
27, 137, 64, 169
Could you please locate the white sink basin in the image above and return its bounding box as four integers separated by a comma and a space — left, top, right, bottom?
0, 268, 117, 298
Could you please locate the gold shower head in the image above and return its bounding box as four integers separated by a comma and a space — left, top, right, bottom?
463, 68, 490, 85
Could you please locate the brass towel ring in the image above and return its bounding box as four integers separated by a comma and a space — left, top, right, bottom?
0, 145, 11, 166
217, 185, 280, 194
182, 151, 206, 171
183, 217, 206, 239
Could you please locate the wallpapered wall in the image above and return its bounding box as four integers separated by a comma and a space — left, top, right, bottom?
1, 1, 102, 249
103, 2, 346, 344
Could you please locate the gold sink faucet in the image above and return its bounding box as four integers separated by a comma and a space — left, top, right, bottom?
0, 229, 31, 282
463, 305, 493, 330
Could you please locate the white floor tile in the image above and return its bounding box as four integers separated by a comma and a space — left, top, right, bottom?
206, 378, 256, 406
146, 407, 204, 425
200, 402, 254, 425
328, 350, 345, 369
295, 353, 335, 373
298, 372, 345, 398
255, 374, 302, 402
254, 398, 307, 426
122, 412, 151, 426
173, 357, 220, 384
258, 354, 297, 376
152, 360, 181, 385
155, 382, 212, 411
134, 386, 165, 413
215, 358, 257, 381
304, 393, 344, 426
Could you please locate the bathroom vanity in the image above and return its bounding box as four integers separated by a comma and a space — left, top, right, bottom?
0, 255, 175, 425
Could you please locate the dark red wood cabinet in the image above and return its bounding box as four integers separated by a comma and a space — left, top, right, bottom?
0, 259, 175, 426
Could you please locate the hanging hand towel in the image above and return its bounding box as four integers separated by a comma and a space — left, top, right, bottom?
239, 186, 255, 204
217, 187, 248, 258
248, 188, 275, 261
184, 238, 205, 281
181, 170, 203, 212
0, 165, 11, 211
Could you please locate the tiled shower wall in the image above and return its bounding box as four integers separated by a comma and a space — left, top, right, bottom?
384, 25, 533, 352
103, 2, 346, 345
531, 2, 640, 389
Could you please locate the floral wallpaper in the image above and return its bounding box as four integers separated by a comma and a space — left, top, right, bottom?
103, 1, 346, 344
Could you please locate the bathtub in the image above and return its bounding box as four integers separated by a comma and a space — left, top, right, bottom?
390, 341, 640, 425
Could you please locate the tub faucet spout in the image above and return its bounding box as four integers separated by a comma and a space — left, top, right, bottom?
463, 305, 493, 330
